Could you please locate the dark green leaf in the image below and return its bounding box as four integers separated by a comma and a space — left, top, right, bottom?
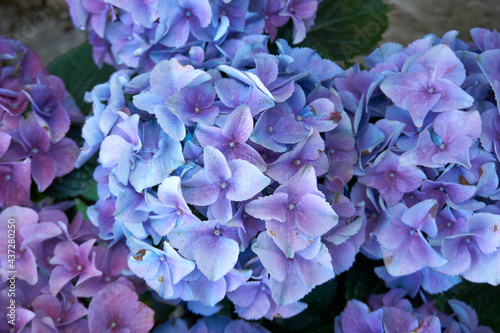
45, 155, 98, 200
47, 43, 115, 116
299, 0, 391, 61
433, 281, 500, 331
344, 256, 386, 302
74, 198, 89, 220
264, 279, 338, 332
138, 291, 176, 324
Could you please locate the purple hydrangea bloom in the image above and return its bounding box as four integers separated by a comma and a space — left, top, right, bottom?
195, 105, 266, 171
400, 110, 481, 169
128, 237, 196, 298
380, 44, 473, 127
167, 218, 240, 281
436, 213, 500, 284
252, 233, 334, 305
0, 206, 40, 285
156, 0, 212, 48
30, 294, 88, 332
88, 277, 155, 333
246, 165, 338, 257
265, 130, 329, 184
376, 200, 447, 276
147, 176, 199, 236
48, 239, 102, 295
359, 151, 426, 206
181, 146, 270, 220
4, 113, 78, 191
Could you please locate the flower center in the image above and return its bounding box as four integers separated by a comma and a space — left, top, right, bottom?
296, 115, 303, 121
221, 11, 226, 16
446, 222, 452, 227
110, 322, 117, 329
329, 149, 335, 154
77, 265, 83, 272
243, 213, 248, 219
416, 127, 422, 132
32, 147, 39, 154
288, 204, 296, 211
294, 159, 301, 166
5, 174, 12, 181
465, 237, 471, 243
261, 285, 266, 291
268, 126, 274, 133
177, 209, 183, 216
229, 142, 236, 148
221, 182, 228, 189
105, 276, 111, 282
439, 186, 444, 192
409, 229, 416, 235
214, 229, 221, 236
389, 172, 395, 178
56, 317, 62, 323
194, 158, 199, 163
194, 107, 200, 113
185, 10, 192, 17
264, 15, 269, 20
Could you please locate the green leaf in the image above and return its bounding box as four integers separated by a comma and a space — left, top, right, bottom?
264, 279, 338, 333
344, 256, 386, 302
433, 281, 500, 331
299, 0, 391, 61
74, 198, 90, 220
45, 155, 98, 200
47, 43, 115, 116
138, 291, 176, 324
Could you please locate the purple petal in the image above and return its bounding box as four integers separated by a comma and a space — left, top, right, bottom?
226, 159, 271, 201
244, 193, 289, 222
293, 194, 338, 236
223, 105, 253, 143
193, 235, 239, 281
204, 146, 232, 183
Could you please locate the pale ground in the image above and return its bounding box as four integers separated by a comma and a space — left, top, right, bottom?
0, 0, 499, 65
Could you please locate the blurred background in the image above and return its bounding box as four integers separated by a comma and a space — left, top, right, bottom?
1, 0, 500, 66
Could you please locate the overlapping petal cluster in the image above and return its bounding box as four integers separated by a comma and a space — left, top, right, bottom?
0, 206, 154, 332
77, 28, 363, 319
68, 0, 500, 327
0, 38, 154, 333
0, 37, 81, 207
334, 289, 493, 333
338, 28, 500, 297
66, 0, 320, 70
